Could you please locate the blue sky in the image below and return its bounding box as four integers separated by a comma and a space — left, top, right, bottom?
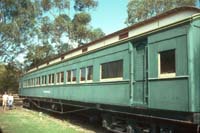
89, 0, 128, 35
15, 0, 129, 63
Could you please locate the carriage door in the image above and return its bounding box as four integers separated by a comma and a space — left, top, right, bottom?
133, 42, 148, 106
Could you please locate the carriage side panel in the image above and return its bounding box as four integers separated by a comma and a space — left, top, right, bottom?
148, 24, 190, 112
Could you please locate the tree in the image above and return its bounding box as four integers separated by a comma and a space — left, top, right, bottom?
74, 0, 98, 11
24, 44, 55, 68
126, 0, 196, 25
0, 0, 35, 62
29, 0, 103, 66
56, 43, 73, 55
0, 63, 22, 94
0, 0, 104, 94
88, 28, 105, 42
0, 0, 104, 66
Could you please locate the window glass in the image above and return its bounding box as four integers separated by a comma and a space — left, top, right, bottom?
38, 77, 40, 85
44, 75, 47, 84
31, 79, 33, 86
42, 76, 44, 85
159, 50, 175, 74
52, 74, 55, 83
72, 69, 77, 82
67, 70, 71, 82
101, 60, 123, 79
36, 77, 40, 85
87, 66, 93, 80
36, 77, 38, 85
28, 79, 30, 87
57, 72, 60, 83
49, 74, 51, 84
80, 68, 86, 81
37, 78, 38, 85
61, 72, 64, 83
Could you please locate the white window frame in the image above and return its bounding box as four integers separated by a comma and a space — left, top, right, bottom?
80, 67, 86, 83
79, 66, 93, 83
66, 70, 71, 84
44, 75, 47, 85
37, 77, 40, 86
48, 74, 52, 85
67, 69, 77, 84
41, 75, 45, 86
158, 51, 176, 78
51, 73, 55, 85
71, 69, 77, 83
86, 66, 93, 82
60, 72, 64, 84
56, 72, 62, 84
100, 60, 123, 82
47, 74, 55, 85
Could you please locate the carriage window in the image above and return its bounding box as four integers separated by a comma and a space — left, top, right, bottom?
44, 75, 47, 84
36, 77, 38, 85
32, 78, 34, 86
48, 74, 55, 84
30, 79, 32, 87
42, 75, 44, 85
72, 69, 77, 82
27, 79, 30, 87
49, 74, 52, 84
38, 77, 40, 85
61, 72, 64, 83
27, 79, 29, 87
42, 76, 43, 84
67, 69, 77, 83
158, 50, 176, 78
52, 74, 55, 83
101, 60, 123, 79
67, 70, 71, 82
24, 81, 25, 87
56, 72, 60, 83
80, 66, 93, 82
87, 66, 93, 80
80, 67, 86, 81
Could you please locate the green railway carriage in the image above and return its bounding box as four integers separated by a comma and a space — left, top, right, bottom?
19, 7, 200, 133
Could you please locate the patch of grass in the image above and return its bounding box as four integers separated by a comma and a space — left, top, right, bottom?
0, 108, 91, 133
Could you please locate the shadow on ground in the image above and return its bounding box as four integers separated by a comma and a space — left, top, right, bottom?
29, 107, 111, 133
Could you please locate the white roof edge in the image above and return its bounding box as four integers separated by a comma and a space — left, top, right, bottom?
26, 8, 200, 74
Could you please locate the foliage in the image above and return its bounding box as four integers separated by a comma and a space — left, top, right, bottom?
88, 28, 105, 42
126, 0, 196, 25
24, 44, 55, 68
0, 0, 35, 62
27, 0, 103, 67
56, 43, 73, 55
74, 0, 98, 11
0, 63, 22, 93
0, 0, 104, 67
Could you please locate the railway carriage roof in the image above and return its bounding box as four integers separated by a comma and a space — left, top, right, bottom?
27, 6, 200, 74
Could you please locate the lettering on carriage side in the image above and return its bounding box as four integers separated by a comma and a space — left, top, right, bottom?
43, 90, 51, 94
